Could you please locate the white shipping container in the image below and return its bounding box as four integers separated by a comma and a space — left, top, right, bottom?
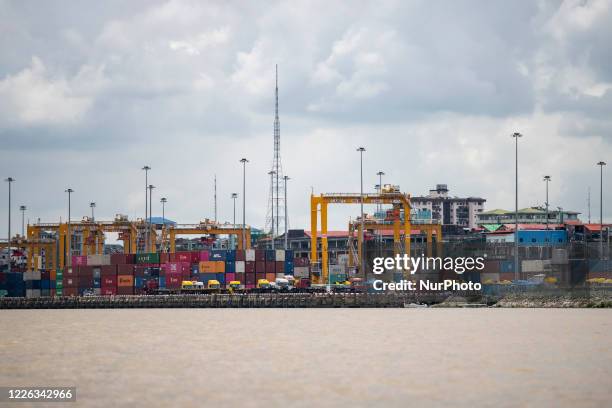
235, 261, 245, 273
329, 265, 345, 274
24, 270, 41, 281
26, 289, 41, 298
522, 260, 544, 273
275, 250, 285, 261
294, 266, 310, 278
276, 273, 285, 279
245, 249, 256, 262
87, 254, 111, 266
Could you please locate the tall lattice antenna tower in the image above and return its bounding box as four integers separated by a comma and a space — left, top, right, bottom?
265, 65, 286, 242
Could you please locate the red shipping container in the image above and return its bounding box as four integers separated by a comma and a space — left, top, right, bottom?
63, 287, 78, 296
226, 273, 236, 283
245, 262, 255, 273
199, 251, 210, 261
499, 273, 515, 282
235, 251, 245, 261
255, 250, 265, 261
101, 287, 117, 296
63, 267, 77, 277
110, 254, 126, 265
235, 273, 245, 284
166, 272, 182, 288
133, 266, 146, 277
159, 253, 169, 263
78, 266, 94, 278
175, 252, 191, 263
246, 284, 255, 289
101, 265, 117, 277
294, 257, 310, 267
41, 270, 51, 280
117, 264, 134, 275
265, 261, 276, 273
79, 276, 94, 287
245, 273, 255, 285
101, 275, 117, 287
275, 261, 285, 274
256, 273, 265, 282
146, 279, 159, 290
255, 261, 266, 272
134, 288, 147, 295
117, 286, 133, 295
63, 276, 79, 288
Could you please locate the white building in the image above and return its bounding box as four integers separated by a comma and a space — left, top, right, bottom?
410, 184, 486, 229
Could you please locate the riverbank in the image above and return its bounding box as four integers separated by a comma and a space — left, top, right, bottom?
1, 288, 611, 309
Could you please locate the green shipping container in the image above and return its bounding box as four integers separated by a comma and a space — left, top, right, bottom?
56, 280, 63, 289
0, 290, 8, 297
56, 288, 63, 296
135, 253, 160, 264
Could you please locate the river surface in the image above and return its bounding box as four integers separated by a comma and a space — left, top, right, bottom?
0, 309, 610, 407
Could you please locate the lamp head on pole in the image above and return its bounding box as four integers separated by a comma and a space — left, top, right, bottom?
357, 147, 366, 152
4, 177, 15, 183
65, 188, 74, 194
376, 171, 385, 176
19, 205, 26, 211
240, 158, 249, 164
231, 193, 238, 199
543, 175, 551, 182
511, 132, 522, 138
160, 197, 167, 204
148, 184, 155, 191
283, 176, 290, 181
597, 161, 606, 167
90, 202, 96, 208
142, 165, 151, 171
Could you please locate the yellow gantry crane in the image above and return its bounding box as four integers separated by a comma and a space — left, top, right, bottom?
310, 188, 412, 284
166, 222, 251, 252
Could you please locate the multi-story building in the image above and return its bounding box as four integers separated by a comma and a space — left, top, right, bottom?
477, 207, 580, 226
410, 184, 486, 229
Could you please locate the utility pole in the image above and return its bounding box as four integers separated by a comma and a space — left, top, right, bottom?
240, 158, 249, 250
148, 185, 155, 253
268, 170, 276, 249
284, 175, 290, 250
231, 193, 237, 226
160, 197, 167, 252
214, 174, 217, 223
588, 187, 591, 224
357, 147, 366, 280
512, 133, 522, 280
65, 188, 74, 267
19, 205, 26, 237
142, 165, 150, 252
5, 177, 14, 273
90, 202, 96, 222
597, 161, 606, 260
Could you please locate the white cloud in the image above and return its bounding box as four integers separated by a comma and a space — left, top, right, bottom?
0, 57, 105, 126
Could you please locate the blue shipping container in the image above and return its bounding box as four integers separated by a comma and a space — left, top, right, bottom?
285, 250, 294, 261
41, 279, 51, 290
225, 261, 235, 273
226, 250, 236, 262
284, 261, 294, 274
158, 276, 166, 289
210, 250, 227, 261
93, 277, 101, 288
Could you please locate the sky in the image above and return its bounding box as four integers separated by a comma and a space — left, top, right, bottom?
1, 0, 612, 239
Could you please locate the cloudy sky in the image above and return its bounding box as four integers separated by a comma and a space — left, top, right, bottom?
1, 0, 611, 238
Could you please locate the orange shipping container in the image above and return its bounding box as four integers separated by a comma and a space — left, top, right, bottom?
199, 261, 216, 273
117, 275, 134, 287
265, 273, 276, 283
50, 269, 57, 280
216, 261, 225, 273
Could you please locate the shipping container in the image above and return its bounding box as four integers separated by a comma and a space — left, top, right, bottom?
481, 273, 500, 283
294, 266, 310, 278
199, 251, 210, 261
245, 273, 255, 285
294, 257, 310, 267
101, 287, 117, 296
235, 261, 245, 273
63, 276, 79, 288
135, 253, 160, 264
265, 250, 276, 261
285, 250, 294, 261
72, 256, 88, 266
117, 275, 134, 287
265, 273, 276, 283
175, 252, 194, 263
256, 273, 266, 282
63, 287, 78, 297
210, 250, 227, 261
284, 261, 294, 275
255, 250, 265, 261
92, 267, 101, 279
87, 254, 111, 265
165, 272, 182, 288
245, 261, 255, 273
117, 264, 134, 275
101, 265, 117, 277
197, 273, 217, 284
117, 286, 133, 295
275, 250, 285, 262
41, 270, 51, 280
79, 276, 94, 288
215, 261, 225, 273
499, 272, 515, 282
226, 250, 236, 262
255, 261, 266, 272
275, 261, 285, 274
225, 273, 236, 283
225, 261, 235, 273
101, 275, 117, 287
235, 250, 245, 261
245, 249, 256, 262
199, 261, 216, 273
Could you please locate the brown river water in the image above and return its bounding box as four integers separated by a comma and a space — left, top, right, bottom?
0, 309, 610, 407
